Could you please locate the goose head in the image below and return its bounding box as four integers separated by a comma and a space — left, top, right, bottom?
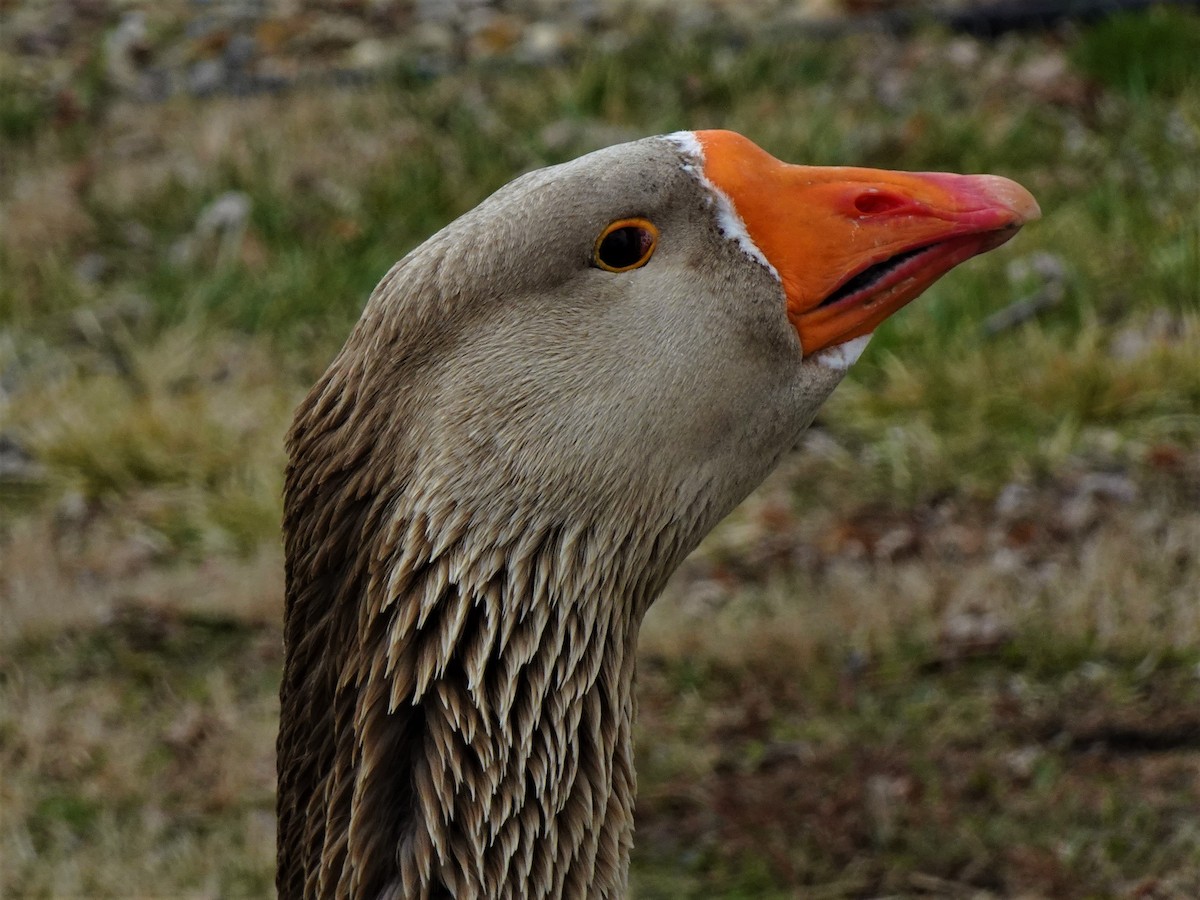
278, 129, 1037, 898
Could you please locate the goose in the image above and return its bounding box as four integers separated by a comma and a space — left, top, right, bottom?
277, 129, 1038, 899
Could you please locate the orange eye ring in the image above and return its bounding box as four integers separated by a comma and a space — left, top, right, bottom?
593, 218, 659, 273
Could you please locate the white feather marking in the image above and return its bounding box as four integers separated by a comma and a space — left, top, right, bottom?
813, 334, 873, 370
664, 131, 780, 281
663, 130, 703, 161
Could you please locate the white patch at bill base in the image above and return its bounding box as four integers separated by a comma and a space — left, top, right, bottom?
813, 334, 872, 370
664, 132, 780, 281
664, 130, 704, 163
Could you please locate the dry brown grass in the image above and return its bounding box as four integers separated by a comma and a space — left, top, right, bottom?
87, 92, 425, 218
2, 606, 280, 897
647, 452, 1200, 666
4, 325, 297, 561
3, 453, 1197, 896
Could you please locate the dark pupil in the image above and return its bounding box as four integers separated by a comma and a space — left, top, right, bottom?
599, 226, 647, 269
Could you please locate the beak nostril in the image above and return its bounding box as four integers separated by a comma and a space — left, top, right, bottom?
853, 191, 908, 215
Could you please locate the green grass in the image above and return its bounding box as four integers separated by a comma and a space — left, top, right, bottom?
2, 7, 1200, 897
1070, 5, 1200, 97
4, 18, 1198, 506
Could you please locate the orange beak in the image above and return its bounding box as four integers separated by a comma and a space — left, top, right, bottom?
695, 130, 1041, 356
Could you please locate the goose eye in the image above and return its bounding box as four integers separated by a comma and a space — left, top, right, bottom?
594, 218, 659, 272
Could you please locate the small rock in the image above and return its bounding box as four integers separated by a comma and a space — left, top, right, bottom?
798, 427, 851, 462
874, 524, 918, 561
1077, 472, 1138, 505
938, 609, 1014, 659
1004, 745, 1042, 780
680, 576, 732, 617
195, 191, 252, 239
1016, 50, 1068, 93
995, 481, 1035, 522
169, 236, 197, 267
122, 221, 154, 250
945, 37, 981, 70
349, 37, 395, 69
136, 67, 173, 103
188, 58, 226, 97
74, 252, 109, 285
1110, 327, 1149, 362
55, 490, 90, 526
293, 15, 371, 56
1006, 251, 1067, 286
174, 191, 253, 266
874, 69, 909, 111
0, 433, 43, 483
1058, 491, 1098, 534
1015, 48, 1091, 106
105, 12, 150, 91
224, 32, 258, 70
519, 22, 575, 65
1109, 310, 1182, 361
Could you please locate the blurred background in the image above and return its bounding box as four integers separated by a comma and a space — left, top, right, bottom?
1, 0, 1198, 896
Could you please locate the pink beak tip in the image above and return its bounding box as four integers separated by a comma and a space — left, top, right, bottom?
973, 174, 1042, 224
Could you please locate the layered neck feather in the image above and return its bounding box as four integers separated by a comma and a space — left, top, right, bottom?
277, 328, 712, 897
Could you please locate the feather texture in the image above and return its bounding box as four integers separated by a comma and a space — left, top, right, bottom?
277, 133, 875, 897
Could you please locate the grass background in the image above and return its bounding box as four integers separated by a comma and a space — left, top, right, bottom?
2, 4, 1199, 897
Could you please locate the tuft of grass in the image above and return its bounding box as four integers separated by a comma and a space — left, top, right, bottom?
1070, 6, 1200, 97
0, 75, 46, 144
5, 327, 296, 556
1, 608, 280, 897
822, 311, 1200, 501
